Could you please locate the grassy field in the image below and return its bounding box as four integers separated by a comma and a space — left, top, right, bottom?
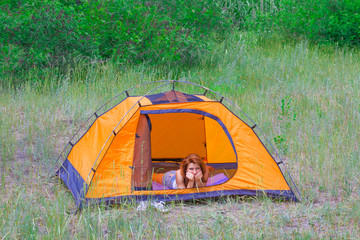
0, 32, 359, 239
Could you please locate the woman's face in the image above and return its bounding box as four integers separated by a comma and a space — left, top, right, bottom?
186, 163, 201, 175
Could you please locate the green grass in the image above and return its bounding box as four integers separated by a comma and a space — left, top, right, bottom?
0, 32, 359, 239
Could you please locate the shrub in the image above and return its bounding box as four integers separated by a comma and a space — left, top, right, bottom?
1, 0, 88, 77
325, 0, 360, 45
242, 0, 360, 46
0, 0, 231, 85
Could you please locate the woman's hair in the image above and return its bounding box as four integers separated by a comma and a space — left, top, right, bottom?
180, 153, 209, 186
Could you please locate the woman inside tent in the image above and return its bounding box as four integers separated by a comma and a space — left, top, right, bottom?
137, 153, 209, 212
162, 153, 209, 189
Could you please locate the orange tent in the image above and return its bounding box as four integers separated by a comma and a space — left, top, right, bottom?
56, 81, 300, 207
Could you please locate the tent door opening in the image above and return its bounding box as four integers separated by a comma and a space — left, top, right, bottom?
132, 111, 238, 190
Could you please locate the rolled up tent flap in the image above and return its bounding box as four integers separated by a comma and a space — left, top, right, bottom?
132, 114, 152, 191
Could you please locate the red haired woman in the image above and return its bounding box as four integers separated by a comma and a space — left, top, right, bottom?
137, 153, 209, 212
163, 153, 209, 189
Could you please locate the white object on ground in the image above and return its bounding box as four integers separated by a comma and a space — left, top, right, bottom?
150, 201, 169, 213
136, 200, 169, 213
136, 201, 148, 211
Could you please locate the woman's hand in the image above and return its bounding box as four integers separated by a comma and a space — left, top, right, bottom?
194, 172, 203, 180
186, 172, 194, 181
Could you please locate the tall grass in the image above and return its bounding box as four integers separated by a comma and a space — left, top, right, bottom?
0, 31, 359, 238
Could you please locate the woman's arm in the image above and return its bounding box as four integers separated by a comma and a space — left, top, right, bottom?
176, 170, 195, 189
176, 170, 186, 189
185, 172, 195, 188
194, 172, 207, 187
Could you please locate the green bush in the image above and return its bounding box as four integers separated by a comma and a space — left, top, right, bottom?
325, 0, 360, 45
1, 0, 88, 77
218, 0, 281, 29
77, 0, 231, 63
0, 0, 231, 85
244, 0, 360, 46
